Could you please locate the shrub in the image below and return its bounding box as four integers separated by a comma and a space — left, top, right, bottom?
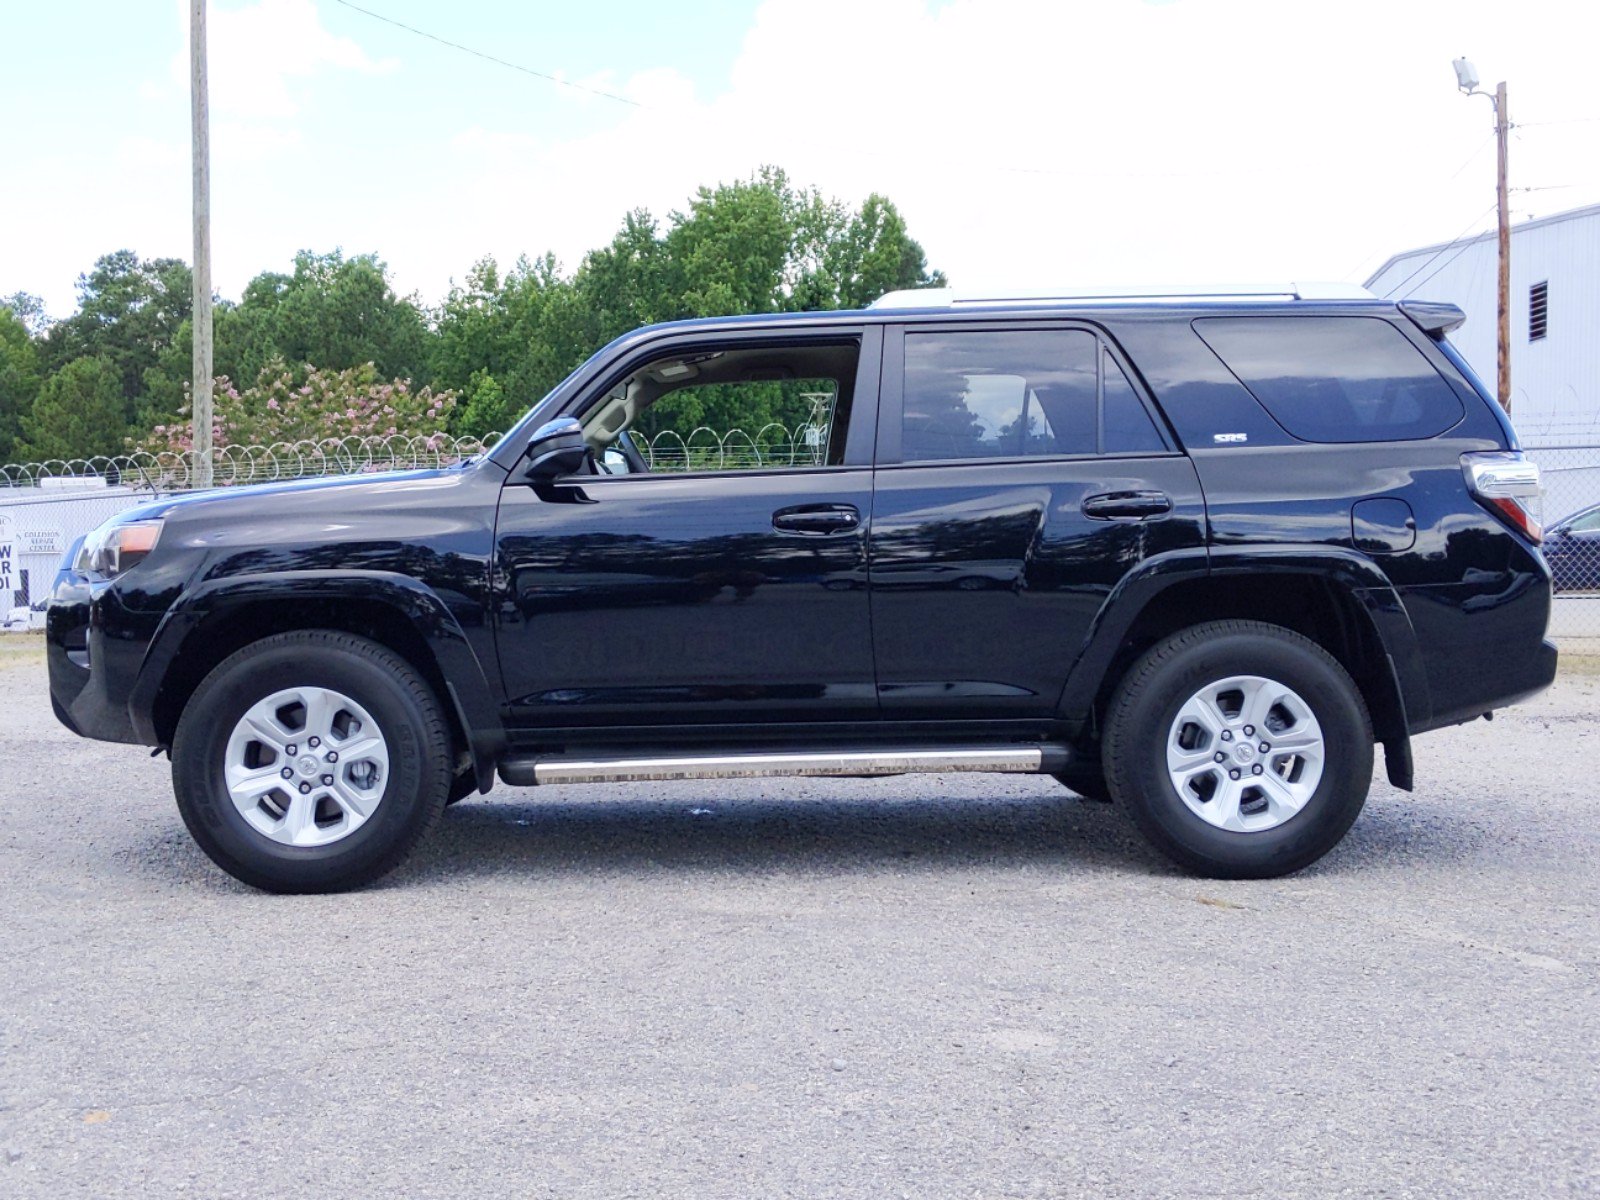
136, 360, 456, 452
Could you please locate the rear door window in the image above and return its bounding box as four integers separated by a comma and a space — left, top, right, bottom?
900, 329, 1165, 463
1102, 349, 1167, 454
1193, 316, 1465, 443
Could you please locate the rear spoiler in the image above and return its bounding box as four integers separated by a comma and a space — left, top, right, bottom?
1398, 299, 1467, 338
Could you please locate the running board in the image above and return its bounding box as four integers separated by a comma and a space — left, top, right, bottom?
498, 745, 1070, 787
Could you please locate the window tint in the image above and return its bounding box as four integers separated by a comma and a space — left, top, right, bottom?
1103, 351, 1166, 454
581, 341, 859, 473
1570, 508, 1600, 534
636, 378, 840, 471
1194, 317, 1464, 443
903, 329, 1165, 463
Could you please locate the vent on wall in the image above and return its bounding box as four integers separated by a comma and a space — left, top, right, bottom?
1530, 281, 1549, 341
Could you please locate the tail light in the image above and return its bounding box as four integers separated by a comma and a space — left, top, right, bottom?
1461, 452, 1543, 544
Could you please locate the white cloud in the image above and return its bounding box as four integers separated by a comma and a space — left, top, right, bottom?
12, 0, 1598, 318
403, 0, 1600, 305
114, 136, 187, 171
169, 0, 394, 121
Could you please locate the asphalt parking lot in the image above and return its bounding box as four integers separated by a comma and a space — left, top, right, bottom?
3, 639, 1597, 1198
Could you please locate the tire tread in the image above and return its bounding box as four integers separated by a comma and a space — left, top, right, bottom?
172, 629, 452, 893
1102, 619, 1372, 878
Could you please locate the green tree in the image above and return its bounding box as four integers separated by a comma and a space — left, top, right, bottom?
569, 167, 944, 330
430, 169, 946, 442
141, 250, 435, 429
666, 172, 793, 318
455, 369, 511, 439
38, 251, 191, 424
221, 250, 429, 386
432, 253, 595, 433
2, 292, 51, 337
577, 210, 678, 338
19, 355, 127, 461
823, 193, 947, 310
0, 303, 42, 462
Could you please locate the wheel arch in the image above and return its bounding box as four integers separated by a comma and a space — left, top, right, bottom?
131, 570, 504, 793
1060, 548, 1428, 790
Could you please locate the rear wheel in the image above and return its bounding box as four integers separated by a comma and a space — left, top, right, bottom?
1103, 620, 1373, 878
172, 631, 452, 893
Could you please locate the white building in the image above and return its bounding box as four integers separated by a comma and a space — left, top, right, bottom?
1365, 203, 1600, 449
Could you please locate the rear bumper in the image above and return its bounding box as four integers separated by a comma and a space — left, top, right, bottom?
1412, 637, 1558, 735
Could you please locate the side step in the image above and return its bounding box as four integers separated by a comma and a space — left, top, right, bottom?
498, 745, 1070, 787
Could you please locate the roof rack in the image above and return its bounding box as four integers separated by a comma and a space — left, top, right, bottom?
868, 282, 1377, 309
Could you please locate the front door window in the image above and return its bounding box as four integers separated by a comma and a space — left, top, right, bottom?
579, 342, 860, 475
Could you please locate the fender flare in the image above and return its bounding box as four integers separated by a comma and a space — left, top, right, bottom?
129, 569, 504, 793
1058, 546, 1429, 790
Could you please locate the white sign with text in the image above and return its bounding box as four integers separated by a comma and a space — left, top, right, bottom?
22, 528, 64, 557
0, 512, 15, 599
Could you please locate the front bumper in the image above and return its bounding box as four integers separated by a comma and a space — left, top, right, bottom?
46, 582, 154, 746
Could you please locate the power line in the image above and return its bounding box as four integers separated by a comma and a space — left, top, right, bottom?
1341, 139, 1493, 282
1516, 116, 1600, 127
328, 0, 642, 108
1376, 203, 1496, 298
1446, 132, 1494, 182
1398, 209, 1499, 300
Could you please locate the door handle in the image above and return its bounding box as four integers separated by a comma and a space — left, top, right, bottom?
773, 504, 860, 534
1081, 491, 1173, 520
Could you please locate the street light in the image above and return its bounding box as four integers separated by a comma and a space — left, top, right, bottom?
1453, 56, 1511, 414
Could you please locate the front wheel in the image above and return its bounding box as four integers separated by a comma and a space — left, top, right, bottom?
1103, 620, 1373, 879
172, 631, 453, 893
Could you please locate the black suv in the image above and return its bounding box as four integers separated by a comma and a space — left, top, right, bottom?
47, 285, 1557, 892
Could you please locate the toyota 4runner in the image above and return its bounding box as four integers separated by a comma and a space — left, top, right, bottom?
47, 284, 1558, 892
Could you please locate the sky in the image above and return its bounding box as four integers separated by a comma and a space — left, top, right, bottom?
3, 0, 1598, 319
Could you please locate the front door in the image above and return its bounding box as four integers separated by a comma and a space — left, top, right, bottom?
869, 322, 1207, 720
494, 328, 882, 733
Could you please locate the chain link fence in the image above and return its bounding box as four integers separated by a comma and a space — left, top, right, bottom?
0, 423, 827, 493
0, 425, 828, 619
5, 428, 1595, 650
1528, 443, 1600, 650
0, 433, 500, 492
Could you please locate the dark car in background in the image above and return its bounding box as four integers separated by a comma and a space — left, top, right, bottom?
1544, 502, 1600, 591
46, 284, 1557, 892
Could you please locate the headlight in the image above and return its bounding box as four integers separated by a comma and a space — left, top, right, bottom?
82, 519, 164, 578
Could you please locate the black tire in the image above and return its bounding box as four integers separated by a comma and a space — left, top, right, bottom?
172, 631, 453, 893
1103, 620, 1373, 879
1051, 762, 1112, 802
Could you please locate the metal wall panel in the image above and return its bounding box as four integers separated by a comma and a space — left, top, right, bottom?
1367, 204, 1600, 449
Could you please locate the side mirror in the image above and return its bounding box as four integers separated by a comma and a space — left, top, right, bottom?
520, 417, 591, 483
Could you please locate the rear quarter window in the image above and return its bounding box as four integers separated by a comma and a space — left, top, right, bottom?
1193, 316, 1465, 443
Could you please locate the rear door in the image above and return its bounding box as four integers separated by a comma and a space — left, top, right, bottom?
868, 322, 1206, 720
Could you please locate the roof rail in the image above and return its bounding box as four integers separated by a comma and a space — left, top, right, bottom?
868, 282, 1377, 309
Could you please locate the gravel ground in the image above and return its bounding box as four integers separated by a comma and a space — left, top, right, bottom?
2, 643, 1597, 1198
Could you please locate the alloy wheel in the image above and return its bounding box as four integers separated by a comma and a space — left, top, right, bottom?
1165, 674, 1325, 833
222, 686, 390, 847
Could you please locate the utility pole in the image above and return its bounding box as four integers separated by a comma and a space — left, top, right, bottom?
1454, 59, 1512, 414
190, 0, 214, 486
1493, 81, 1511, 414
